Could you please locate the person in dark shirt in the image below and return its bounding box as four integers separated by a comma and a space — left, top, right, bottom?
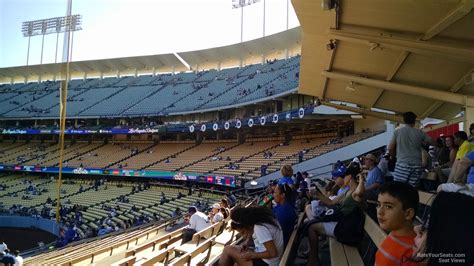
272, 183, 297, 247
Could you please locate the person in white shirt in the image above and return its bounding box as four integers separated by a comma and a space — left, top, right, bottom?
0, 240, 7, 253
187, 206, 210, 232
209, 203, 224, 224
219, 207, 284, 266
13, 250, 23, 266
182, 206, 210, 244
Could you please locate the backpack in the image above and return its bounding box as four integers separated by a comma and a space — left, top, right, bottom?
302, 207, 343, 234
334, 206, 365, 246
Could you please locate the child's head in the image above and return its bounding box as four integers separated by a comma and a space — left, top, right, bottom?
377, 182, 419, 231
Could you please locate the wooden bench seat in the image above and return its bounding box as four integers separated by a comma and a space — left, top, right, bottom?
328, 213, 387, 266
170, 236, 216, 266
134, 246, 175, 266
125, 228, 185, 257
279, 212, 305, 266
329, 238, 363, 266
110, 255, 136, 266
175, 222, 223, 254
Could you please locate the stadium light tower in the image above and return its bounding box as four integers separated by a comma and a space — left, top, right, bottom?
232, 0, 260, 42
22, 14, 82, 65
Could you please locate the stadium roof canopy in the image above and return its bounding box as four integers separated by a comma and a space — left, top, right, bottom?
293, 0, 474, 124
0, 27, 301, 84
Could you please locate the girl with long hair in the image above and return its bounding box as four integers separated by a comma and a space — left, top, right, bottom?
219, 207, 284, 266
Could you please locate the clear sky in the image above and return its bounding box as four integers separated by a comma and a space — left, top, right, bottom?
0, 0, 299, 68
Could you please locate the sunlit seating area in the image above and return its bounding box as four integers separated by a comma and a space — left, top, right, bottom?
0, 174, 222, 236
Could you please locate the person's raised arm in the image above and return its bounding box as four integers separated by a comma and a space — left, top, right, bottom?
352, 174, 366, 202
314, 188, 344, 206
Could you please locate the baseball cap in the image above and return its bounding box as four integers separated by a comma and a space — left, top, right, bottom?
331, 165, 346, 179
188, 206, 197, 214
211, 203, 220, 209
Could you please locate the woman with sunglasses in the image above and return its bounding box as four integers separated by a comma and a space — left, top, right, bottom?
272, 183, 297, 247
219, 207, 284, 266
413, 191, 474, 265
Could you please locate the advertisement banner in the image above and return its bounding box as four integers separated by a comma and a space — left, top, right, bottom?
0, 164, 236, 187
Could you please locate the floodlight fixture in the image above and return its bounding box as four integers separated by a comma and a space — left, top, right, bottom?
232, 0, 261, 43
232, 0, 260, 9
22, 14, 82, 37
21, 14, 82, 65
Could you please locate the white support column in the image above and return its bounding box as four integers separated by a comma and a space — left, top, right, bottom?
40, 34, 45, 64
134, 68, 138, 78
116, 70, 120, 78
240, 6, 244, 42
83, 72, 87, 80
217, 61, 221, 71
10, 77, 14, 85
153, 67, 157, 76
262, 0, 266, 37
100, 72, 104, 80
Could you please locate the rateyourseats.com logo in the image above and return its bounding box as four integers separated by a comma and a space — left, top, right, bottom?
417, 253, 467, 264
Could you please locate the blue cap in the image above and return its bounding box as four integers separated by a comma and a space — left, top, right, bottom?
331, 165, 346, 178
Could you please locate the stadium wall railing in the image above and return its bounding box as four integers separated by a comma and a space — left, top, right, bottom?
0, 215, 60, 236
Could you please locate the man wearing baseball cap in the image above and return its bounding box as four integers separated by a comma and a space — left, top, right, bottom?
331, 165, 349, 196
209, 203, 224, 224
363, 153, 384, 200
182, 206, 210, 244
